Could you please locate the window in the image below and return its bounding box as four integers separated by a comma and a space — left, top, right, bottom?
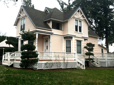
75, 20, 82, 33
20, 18, 25, 31
52, 21, 62, 30
101, 48, 104, 54
75, 20, 78, 32
79, 21, 82, 32
77, 40, 81, 54
66, 40, 71, 53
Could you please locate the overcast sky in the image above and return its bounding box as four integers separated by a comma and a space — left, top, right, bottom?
0, 0, 67, 36
0, 0, 114, 52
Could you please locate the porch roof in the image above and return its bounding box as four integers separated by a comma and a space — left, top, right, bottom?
30, 30, 53, 35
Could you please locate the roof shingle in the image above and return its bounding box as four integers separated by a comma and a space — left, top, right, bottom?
23, 6, 51, 29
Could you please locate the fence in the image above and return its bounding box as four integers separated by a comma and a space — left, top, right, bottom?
94, 53, 114, 67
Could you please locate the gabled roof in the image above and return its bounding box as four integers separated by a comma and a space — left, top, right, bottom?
44, 7, 90, 25
88, 28, 98, 37
14, 6, 51, 30
15, 6, 97, 36
45, 7, 53, 13
98, 44, 107, 50
44, 8, 64, 22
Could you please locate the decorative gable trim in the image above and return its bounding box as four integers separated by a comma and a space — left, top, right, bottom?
66, 7, 90, 26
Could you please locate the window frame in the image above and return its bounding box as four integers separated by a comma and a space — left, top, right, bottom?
52, 21, 63, 30
20, 17, 25, 32
65, 39, 71, 54
75, 19, 82, 33
101, 48, 104, 54
76, 40, 82, 54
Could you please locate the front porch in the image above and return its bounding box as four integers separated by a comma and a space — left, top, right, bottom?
2, 51, 85, 69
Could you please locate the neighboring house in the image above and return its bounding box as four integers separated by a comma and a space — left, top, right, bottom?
14, 6, 106, 54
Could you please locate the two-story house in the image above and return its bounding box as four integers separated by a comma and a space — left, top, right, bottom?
2, 6, 107, 69
15, 6, 107, 54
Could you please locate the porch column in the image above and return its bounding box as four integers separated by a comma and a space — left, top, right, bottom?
63, 37, 64, 52
50, 35, 52, 52
18, 37, 21, 52
35, 33, 38, 51
73, 37, 74, 53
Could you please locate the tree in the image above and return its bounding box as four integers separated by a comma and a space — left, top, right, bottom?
0, 0, 34, 8
5, 37, 18, 52
57, 0, 114, 53
0, 36, 6, 43
20, 31, 38, 68
0, 35, 6, 60
23, 0, 34, 8
84, 43, 95, 67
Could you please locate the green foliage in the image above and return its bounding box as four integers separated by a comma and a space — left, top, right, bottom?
20, 31, 38, 68
84, 43, 95, 56
4, 47, 15, 52
20, 31, 36, 41
84, 43, 95, 66
20, 59, 38, 68
57, 0, 114, 52
23, 0, 34, 8
21, 44, 35, 51
21, 51, 38, 59
0, 36, 6, 43
5, 37, 18, 52
0, 65, 114, 85
6, 37, 18, 48
85, 52, 94, 56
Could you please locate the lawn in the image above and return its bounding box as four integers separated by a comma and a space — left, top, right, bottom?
0, 65, 114, 85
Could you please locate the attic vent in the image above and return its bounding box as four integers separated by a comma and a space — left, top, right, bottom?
45, 10, 49, 14
22, 9, 23, 12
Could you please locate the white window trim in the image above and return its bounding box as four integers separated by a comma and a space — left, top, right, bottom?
65, 39, 72, 54
75, 19, 82, 33
20, 17, 26, 32
76, 40, 82, 54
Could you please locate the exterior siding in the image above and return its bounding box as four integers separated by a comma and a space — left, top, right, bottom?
15, 7, 106, 54
84, 36, 107, 54
51, 35, 63, 52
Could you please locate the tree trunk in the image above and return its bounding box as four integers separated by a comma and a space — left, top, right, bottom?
105, 27, 109, 53
106, 37, 109, 53
88, 55, 90, 67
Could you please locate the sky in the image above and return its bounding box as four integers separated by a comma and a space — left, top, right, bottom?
0, 0, 66, 36
0, 0, 114, 52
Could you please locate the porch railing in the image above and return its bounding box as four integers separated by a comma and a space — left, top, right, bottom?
93, 53, 114, 67
2, 51, 85, 69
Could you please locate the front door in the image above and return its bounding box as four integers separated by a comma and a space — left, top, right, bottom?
44, 38, 49, 52
44, 38, 49, 57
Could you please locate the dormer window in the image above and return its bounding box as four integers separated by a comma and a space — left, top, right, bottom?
75, 20, 82, 33
20, 17, 25, 31
52, 21, 62, 30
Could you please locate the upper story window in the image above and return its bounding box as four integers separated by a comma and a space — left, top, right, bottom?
20, 17, 25, 31
52, 21, 62, 30
75, 20, 82, 33
75, 20, 78, 32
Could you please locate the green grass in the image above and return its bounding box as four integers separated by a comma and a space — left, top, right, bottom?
0, 66, 114, 85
